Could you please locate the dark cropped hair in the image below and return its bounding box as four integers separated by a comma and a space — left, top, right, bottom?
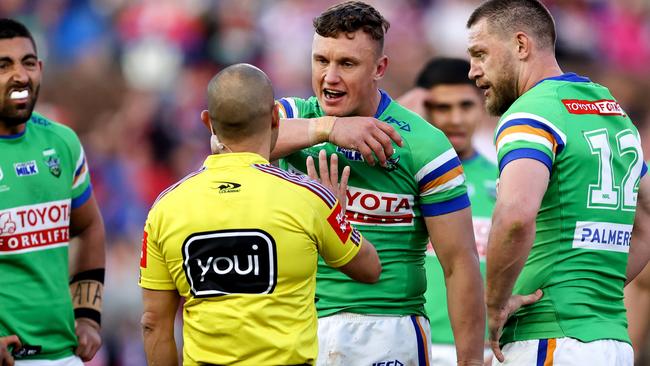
467, 0, 556, 50
416, 58, 475, 89
0, 18, 37, 53
313, 1, 390, 51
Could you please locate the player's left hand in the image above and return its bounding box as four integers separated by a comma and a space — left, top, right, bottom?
74, 318, 102, 362
487, 289, 543, 363
306, 149, 350, 212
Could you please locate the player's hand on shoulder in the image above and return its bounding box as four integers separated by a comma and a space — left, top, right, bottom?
328, 116, 402, 167
0, 335, 21, 366
396, 87, 431, 120
74, 318, 102, 362
307, 150, 350, 211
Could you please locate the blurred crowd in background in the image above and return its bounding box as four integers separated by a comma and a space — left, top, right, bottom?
2, 0, 650, 364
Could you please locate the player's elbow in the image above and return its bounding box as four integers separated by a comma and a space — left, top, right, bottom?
140, 311, 170, 338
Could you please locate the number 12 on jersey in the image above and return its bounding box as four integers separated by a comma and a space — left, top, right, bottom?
584, 128, 644, 211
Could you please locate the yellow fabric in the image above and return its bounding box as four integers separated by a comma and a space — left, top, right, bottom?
139, 152, 362, 366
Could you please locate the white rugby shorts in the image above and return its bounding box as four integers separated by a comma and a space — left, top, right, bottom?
492, 338, 633, 366
317, 313, 432, 366
15, 355, 84, 366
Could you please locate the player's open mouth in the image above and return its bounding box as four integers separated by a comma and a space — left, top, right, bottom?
9, 89, 29, 101
324, 89, 346, 100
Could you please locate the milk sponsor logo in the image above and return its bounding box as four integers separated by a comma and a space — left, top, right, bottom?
14, 160, 38, 177
0, 200, 71, 254
573, 221, 632, 253
182, 229, 277, 298
562, 99, 626, 117
336, 146, 364, 162
346, 187, 414, 226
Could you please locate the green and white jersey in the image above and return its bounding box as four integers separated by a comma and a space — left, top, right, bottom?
278, 90, 470, 317
494, 73, 648, 345
425, 153, 496, 344
0, 112, 92, 360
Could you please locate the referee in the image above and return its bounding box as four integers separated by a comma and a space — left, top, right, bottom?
138, 63, 380, 366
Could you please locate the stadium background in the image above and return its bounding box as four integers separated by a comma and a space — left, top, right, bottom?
2, 0, 649, 364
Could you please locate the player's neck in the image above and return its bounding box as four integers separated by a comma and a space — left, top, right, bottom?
519, 55, 563, 96
458, 147, 476, 161
0, 121, 27, 136
358, 89, 383, 117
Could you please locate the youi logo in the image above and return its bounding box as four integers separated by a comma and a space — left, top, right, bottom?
182, 229, 277, 297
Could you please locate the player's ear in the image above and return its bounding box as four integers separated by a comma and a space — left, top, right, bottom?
271, 103, 280, 129
200, 110, 211, 132
515, 31, 531, 60
374, 55, 388, 81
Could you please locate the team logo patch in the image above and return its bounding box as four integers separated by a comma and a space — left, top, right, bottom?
562, 99, 626, 116
182, 229, 277, 298
42, 148, 61, 177
327, 203, 352, 243
382, 155, 400, 172
215, 181, 241, 193
14, 160, 38, 177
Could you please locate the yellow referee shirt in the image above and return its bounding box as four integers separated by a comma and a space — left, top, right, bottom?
139, 152, 362, 365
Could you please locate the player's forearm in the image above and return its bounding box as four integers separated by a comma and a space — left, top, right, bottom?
445, 254, 485, 363
626, 176, 650, 285
270, 117, 334, 160
485, 209, 535, 311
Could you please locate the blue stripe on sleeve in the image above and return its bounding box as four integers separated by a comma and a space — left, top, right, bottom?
642, 162, 648, 178
418, 156, 461, 188
279, 99, 294, 118
421, 193, 470, 217
496, 118, 565, 154
71, 184, 92, 209
499, 148, 553, 175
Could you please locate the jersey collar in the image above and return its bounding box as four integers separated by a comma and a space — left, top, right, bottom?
534, 72, 591, 87
375, 89, 392, 118
203, 152, 269, 169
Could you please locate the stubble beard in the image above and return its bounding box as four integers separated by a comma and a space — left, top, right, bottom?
0, 85, 39, 127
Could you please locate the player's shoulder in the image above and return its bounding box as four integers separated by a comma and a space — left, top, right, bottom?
252, 163, 338, 210
384, 94, 448, 144
276, 96, 321, 119
28, 112, 81, 145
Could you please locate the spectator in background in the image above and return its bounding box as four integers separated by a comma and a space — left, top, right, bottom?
398, 57, 497, 366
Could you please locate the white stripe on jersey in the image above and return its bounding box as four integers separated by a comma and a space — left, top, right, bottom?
498, 112, 567, 145
415, 148, 457, 183
496, 132, 555, 154
421, 174, 466, 196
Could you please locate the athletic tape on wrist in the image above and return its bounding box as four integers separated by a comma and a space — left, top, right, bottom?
69, 268, 104, 326
308, 116, 337, 146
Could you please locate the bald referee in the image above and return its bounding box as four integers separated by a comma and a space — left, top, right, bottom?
138, 63, 381, 366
